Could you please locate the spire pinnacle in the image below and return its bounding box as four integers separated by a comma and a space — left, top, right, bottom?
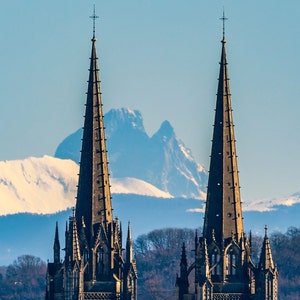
90, 5, 99, 38
53, 221, 60, 264
219, 10, 228, 41
259, 225, 275, 270
127, 221, 132, 240
264, 224, 268, 237
126, 222, 133, 263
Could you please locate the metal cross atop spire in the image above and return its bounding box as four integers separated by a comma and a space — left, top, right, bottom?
220, 10, 228, 40
90, 5, 99, 37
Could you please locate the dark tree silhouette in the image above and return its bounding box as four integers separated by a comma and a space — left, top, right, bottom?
0, 255, 46, 300
1, 227, 300, 299
134, 227, 300, 300
134, 228, 196, 300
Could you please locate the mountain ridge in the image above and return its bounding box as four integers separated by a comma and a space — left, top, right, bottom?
55, 108, 207, 199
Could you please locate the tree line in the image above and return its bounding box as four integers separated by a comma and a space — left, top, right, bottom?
134, 227, 300, 300
0, 227, 300, 299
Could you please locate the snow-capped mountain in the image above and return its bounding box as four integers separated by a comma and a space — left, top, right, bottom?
1, 155, 300, 217
55, 108, 207, 199
0, 156, 172, 216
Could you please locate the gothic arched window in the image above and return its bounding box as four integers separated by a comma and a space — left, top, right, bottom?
211, 248, 220, 275
96, 245, 105, 276
227, 248, 236, 275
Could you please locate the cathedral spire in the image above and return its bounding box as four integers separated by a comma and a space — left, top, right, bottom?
46, 10, 137, 299
75, 9, 113, 240
175, 16, 278, 300
203, 19, 244, 244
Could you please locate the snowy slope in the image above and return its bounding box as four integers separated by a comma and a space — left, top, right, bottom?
0, 156, 77, 215
0, 156, 173, 216
111, 177, 173, 198
0, 155, 300, 216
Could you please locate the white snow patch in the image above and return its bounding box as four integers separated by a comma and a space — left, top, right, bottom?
126, 108, 137, 117
111, 177, 173, 198
178, 143, 193, 161
197, 163, 205, 173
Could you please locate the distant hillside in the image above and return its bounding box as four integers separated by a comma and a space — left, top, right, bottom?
1, 195, 300, 265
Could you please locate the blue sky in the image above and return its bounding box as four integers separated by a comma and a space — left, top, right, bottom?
0, 1, 300, 201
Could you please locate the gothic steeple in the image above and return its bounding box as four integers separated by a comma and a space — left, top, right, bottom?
75, 15, 113, 241
46, 9, 137, 299
203, 26, 244, 244
176, 15, 278, 300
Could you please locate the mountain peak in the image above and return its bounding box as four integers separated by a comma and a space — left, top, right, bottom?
55, 108, 208, 198
154, 120, 175, 140
105, 108, 145, 136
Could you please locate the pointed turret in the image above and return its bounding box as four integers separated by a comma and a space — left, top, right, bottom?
203, 30, 244, 244
258, 225, 275, 270
53, 222, 60, 265
75, 18, 113, 242
66, 209, 81, 263
176, 243, 189, 300
255, 226, 278, 300
126, 222, 133, 264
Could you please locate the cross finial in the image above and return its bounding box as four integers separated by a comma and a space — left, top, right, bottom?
90, 5, 99, 38
220, 10, 228, 40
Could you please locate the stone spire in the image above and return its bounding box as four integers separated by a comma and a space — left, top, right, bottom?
75, 23, 113, 241
203, 30, 244, 244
